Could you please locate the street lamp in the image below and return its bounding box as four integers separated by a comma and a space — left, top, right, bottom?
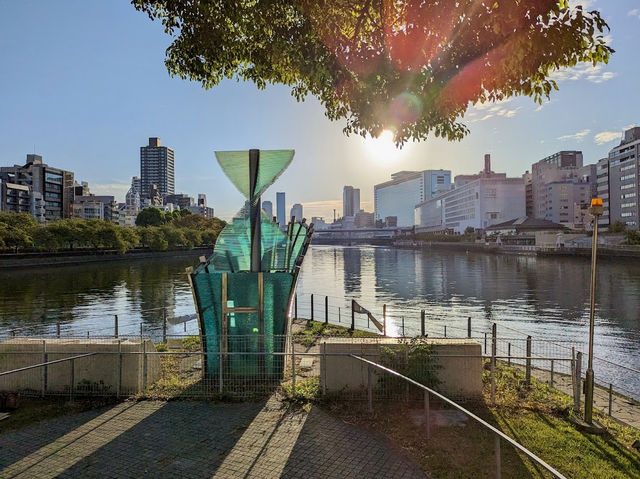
585, 197, 603, 424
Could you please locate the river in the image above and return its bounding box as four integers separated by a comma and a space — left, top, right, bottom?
1, 245, 638, 396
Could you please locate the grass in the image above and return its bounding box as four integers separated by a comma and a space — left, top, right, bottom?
328, 362, 640, 479
292, 320, 378, 347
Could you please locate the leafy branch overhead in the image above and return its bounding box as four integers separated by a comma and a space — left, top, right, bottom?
132, 0, 612, 145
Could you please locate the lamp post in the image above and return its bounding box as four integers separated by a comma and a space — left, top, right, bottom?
585, 197, 603, 424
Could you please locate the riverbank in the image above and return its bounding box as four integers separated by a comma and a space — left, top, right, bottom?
394, 239, 640, 259
0, 247, 213, 269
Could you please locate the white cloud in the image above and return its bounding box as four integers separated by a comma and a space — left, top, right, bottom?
550, 64, 616, 84
557, 129, 591, 142
629, 9, 640, 19
477, 114, 494, 122
594, 131, 621, 145
594, 131, 622, 145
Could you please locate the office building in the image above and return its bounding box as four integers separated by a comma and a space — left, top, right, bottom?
597, 127, 640, 229
0, 154, 74, 221
276, 192, 286, 227
165, 193, 194, 209
262, 200, 273, 219
72, 195, 117, 221
290, 203, 303, 222
186, 193, 215, 218
374, 169, 451, 227
355, 211, 374, 228
0, 180, 31, 215
140, 137, 175, 198
343, 186, 360, 218
530, 150, 595, 228
415, 158, 524, 233
596, 157, 610, 227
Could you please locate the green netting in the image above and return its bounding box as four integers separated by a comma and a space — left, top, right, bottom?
215, 150, 294, 201
209, 210, 309, 273
192, 271, 293, 376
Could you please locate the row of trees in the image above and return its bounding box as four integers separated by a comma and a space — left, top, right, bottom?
0, 209, 226, 253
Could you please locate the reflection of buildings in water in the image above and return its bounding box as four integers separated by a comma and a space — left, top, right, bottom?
343, 247, 362, 296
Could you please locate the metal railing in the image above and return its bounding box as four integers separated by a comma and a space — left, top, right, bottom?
352, 354, 567, 479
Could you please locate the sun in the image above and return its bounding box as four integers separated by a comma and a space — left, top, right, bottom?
365, 129, 402, 162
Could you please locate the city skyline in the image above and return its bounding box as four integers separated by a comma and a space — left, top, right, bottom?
1, 1, 639, 220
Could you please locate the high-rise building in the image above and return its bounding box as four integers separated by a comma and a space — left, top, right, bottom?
374, 169, 452, 227
598, 127, 640, 229
276, 192, 286, 227
290, 203, 303, 221
342, 186, 360, 218
186, 193, 215, 218
72, 195, 117, 221
0, 154, 74, 221
529, 151, 595, 227
140, 137, 175, 198
262, 200, 273, 219
0, 180, 31, 215
415, 159, 524, 233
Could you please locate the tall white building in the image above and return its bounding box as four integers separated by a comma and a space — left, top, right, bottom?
374, 169, 451, 227
343, 186, 360, 218
276, 192, 286, 227
415, 158, 524, 233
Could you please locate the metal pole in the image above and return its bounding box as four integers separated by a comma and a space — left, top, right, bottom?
322, 341, 327, 395
249, 148, 262, 273
491, 323, 497, 404
444, 325, 447, 338
140, 322, 143, 339
41, 340, 47, 398
294, 293, 298, 319
550, 359, 554, 387
367, 366, 373, 413
117, 340, 122, 398
424, 391, 430, 440
162, 310, 167, 344
383, 304, 387, 337
338, 307, 341, 323
585, 209, 600, 424
114, 314, 118, 338
291, 341, 296, 394
325, 296, 328, 325
484, 332, 487, 354
311, 294, 314, 321
575, 351, 583, 412
142, 340, 148, 392
494, 435, 502, 479
508, 343, 511, 366
608, 383, 613, 416
56, 323, 60, 338
467, 317, 471, 338
351, 300, 355, 331
421, 310, 425, 336
525, 336, 532, 386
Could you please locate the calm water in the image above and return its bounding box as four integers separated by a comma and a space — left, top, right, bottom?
1, 246, 639, 395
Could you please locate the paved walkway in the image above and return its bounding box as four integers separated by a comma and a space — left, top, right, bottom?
0, 396, 426, 479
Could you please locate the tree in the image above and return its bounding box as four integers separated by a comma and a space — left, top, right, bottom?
608, 221, 627, 234
135, 207, 165, 227
133, 0, 612, 145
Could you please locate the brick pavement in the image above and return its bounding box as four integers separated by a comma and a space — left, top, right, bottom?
0, 396, 426, 478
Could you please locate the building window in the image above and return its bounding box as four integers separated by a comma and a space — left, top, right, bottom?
621, 173, 636, 181
621, 212, 634, 218
621, 202, 637, 209
621, 183, 635, 190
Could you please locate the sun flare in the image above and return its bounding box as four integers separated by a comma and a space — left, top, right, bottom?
365, 129, 402, 163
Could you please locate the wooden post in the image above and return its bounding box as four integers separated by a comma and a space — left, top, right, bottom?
507, 343, 511, 366
311, 294, 314, 321
114, 314, 118, 338
351, 300, 355, 331
338, 307, 341, 323
142, 340, 148, 392
420, 310, 425, 336
325, 296, 328, 324
608, 383, 613, 416
467, 317, 471, 338
550, 359, 554, 387
56, 323, 60, 338
444, 325, 447, 337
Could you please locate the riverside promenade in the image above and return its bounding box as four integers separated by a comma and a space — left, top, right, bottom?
0, 396, 425, 479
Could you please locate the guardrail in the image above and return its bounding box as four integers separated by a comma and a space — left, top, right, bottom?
351, 354, 567, 479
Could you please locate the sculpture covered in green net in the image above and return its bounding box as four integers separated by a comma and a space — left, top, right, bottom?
188, 149, 313, 379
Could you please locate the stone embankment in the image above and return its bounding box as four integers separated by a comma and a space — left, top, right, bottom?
0, 247, 213, 269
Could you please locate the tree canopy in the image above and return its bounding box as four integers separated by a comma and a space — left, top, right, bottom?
132, 0, 612, 145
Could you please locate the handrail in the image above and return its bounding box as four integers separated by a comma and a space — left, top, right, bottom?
350, 354, 568, 479
0, 353, 96, 377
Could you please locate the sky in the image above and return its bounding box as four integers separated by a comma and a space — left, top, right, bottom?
1, 0, 639, 220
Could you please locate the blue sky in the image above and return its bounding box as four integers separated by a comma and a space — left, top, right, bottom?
1, 0, 639, 220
